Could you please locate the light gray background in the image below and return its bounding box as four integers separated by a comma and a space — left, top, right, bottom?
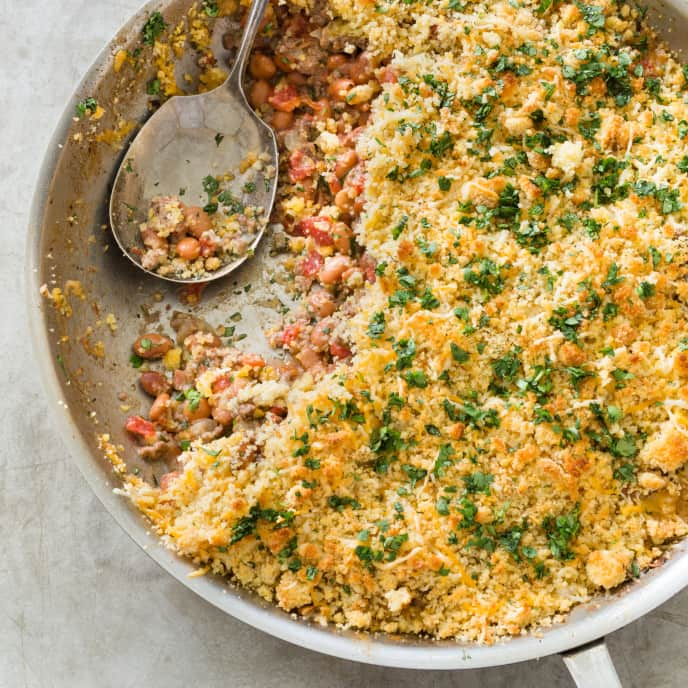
2, 1, 688, 686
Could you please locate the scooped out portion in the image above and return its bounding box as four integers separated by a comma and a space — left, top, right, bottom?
135, 151, 275, 280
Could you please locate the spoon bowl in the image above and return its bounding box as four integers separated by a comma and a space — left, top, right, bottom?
109, 0, 277, 284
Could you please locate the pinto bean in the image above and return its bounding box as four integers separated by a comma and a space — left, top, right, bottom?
133, 333, 174, 359
328, 78, 354, 102
308, 98, 332, 119
308, 289, 336, 317
176, 236, 201, 261
349, 55, 373, 85
149, 393, 170, 422
183, 206, 212, 237
310, 318, 334, 350
296, 346, 322, 370
334, 189, 353, 213
183, 397, 211, 421
331, 221, 352, 254
334, 150, 359, 179
249, 79, 273, 108
319, 255, 353, 284
249, 53, 277, 79
139, 371, 170, 397
327, 54, 349, 72
286, 72, 307, 86
271, 110, 295, 131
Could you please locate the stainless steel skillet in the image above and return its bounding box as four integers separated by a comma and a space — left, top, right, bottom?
25, 1, 688, 684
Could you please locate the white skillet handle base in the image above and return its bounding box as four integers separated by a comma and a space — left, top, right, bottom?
562, 638, 622, 688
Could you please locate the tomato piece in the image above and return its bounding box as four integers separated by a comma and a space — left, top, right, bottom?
199, 234, 218, 257
288, 149, 316, 183
345, 164, 366, 195
268, 85, 301, 112
330, 341, 352, 360
212, 375, 232, 393
325, 173, 342, 194
268, 405, 288, 418
280, 323, 303, 346
297, 216, 334, 246
299, 250, 324, 277
241, 353, 266, 367
641, 59, 657, 77
125, 415, 157, 440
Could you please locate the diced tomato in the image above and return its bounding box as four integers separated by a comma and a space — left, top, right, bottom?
641, 59, 657, 77
125, 415, 157, 441
325, 173, 342, 194
241, 353, 266, 368
280, 322, 303, 346
173, 369, 192, 390
359, 252, 377, 283
330, 341, 352, 360
268, 405, 288, 418
344, 164, 366, 195
299, 250, 324, 277
297, 216, 334, 246
212, 375, 232, 393
199, 234, 218, 258
268, 85, 301, 112
288, 149, 316, 183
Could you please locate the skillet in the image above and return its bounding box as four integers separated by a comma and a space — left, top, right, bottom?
25, 1, 688, 684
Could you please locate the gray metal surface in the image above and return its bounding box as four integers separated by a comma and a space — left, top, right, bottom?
19, 0, 688, 679
109, 0, 278, 284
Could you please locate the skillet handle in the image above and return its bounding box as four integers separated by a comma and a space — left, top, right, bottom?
561, 638, 622, 688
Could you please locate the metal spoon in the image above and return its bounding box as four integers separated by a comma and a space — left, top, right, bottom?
109, 0, 277, 283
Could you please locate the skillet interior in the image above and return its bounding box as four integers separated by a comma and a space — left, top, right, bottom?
26, 0, 688, 669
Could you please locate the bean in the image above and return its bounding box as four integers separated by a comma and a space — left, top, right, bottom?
249, 53, 277, 80
331, 221, 352, 254
149, 393, 170, 422
271, 110, 294, 131
308, 289, 336, 317
286, 72, 307, 86
176, 237, 201, 261
310, 318, 334, 350
349, 55, 373, 85
183, 397, 211, 421
295, 346, 321, 370
328, 78, 354, 102
133, 333, 174, 359
334, 189, 353, 213
319, 255, 352, 284
139, 371, 170, 397
183, 206, 212, 237
327, 54, 348, 71
309, 98, 332, 119
249, 79, 273, 108
334, 150, 358, 179
346, 85, 374, 106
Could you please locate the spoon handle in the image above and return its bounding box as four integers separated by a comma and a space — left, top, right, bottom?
227, 0, 270, 88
